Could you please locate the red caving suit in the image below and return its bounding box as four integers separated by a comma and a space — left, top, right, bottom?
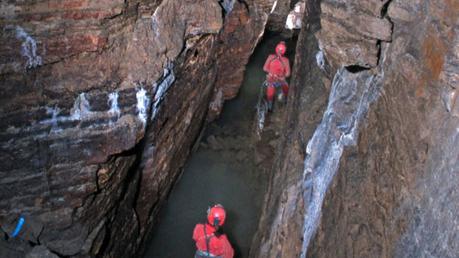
263, 54, 291, 102
193, 223, 234, 258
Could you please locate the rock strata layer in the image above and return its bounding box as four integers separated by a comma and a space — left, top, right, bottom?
0, 0, 278, 257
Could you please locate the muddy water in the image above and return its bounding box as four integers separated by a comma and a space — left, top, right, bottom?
144, 33, 295, 258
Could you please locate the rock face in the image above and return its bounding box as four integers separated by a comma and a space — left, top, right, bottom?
285, 1, 306, 30
250, 2, 326, 256
0, 0, 279, 257
266, 0, 293, 32
317, 0, 392, 68
5, 0, 457, 257
310, 1, 459, 257
252, 0, 459, 257
208, 0, 275, 120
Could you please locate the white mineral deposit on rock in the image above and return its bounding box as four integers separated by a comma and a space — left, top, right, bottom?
316, 49, 325, 71
270, 1, 278, 14
43, 106, 61, 131
285, 1, 305, 30
136, 88, 150, 124
41, 93, 92, 130
219, 0, 235, 13
71, 93, 91, 120
15, 26, 42, 69
151, 63, 176, 121
301, 67, 384, 258
108, 92, 121, 119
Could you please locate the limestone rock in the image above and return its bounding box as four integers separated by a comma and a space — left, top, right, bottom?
267, 0, 294, 32
316, 0, 392, 68
0, 0, 268, 257
285, 1, 306, 30
25, 246, 59, 258
208, 0, 277, 120
252, 0, 459, 258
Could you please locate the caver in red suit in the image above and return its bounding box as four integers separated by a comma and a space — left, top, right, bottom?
193, 205, 234, 258
263, 41, 291, 110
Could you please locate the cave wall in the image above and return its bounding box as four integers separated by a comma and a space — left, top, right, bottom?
252, 0, 459, 257
250, 1, 327, 256
310, 0, 459, 257
208, 0, 281, 120
266, 0, 292, 32
0, 0, 281, 257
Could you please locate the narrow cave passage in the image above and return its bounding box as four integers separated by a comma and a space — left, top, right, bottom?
143, 32, 297, 258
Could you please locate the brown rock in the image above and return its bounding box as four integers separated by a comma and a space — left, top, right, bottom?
0, 0, 262, 257
317, 0, 393, 68
208, 0, 276, 120
252, 1, 459, 258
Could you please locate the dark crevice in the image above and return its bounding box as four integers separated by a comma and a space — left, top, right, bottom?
377, 0, 394, 65
238, 0, 250, 14
380, 0, 393, 18
93, 97, 158, 256
376, 40, 383, 66
290, 0, 303, 9
93, 159, 140, 256
95, 225, 111, 258
345, 65, 370, 73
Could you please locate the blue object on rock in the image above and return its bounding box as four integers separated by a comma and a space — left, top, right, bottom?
11, 216, 25, 238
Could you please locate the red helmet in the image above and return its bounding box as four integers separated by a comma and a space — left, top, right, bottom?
275, 41, 287, 56
207, 204, 226, 227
